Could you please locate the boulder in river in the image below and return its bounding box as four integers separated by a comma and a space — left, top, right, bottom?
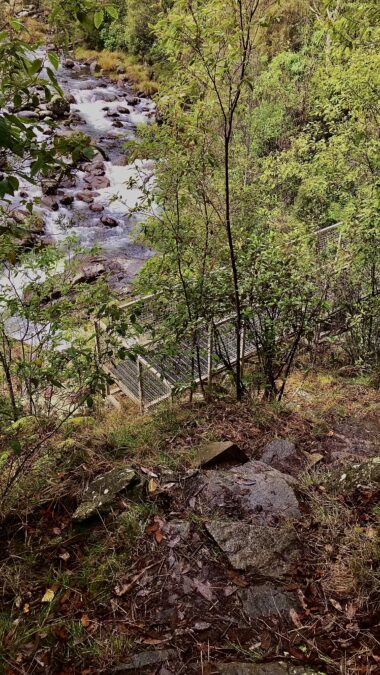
48, 95, 70, 118
84, 175, 111, 189
76, 191, 94, 203
89, 61, 101, 75
41, 178, 59, 195
117, 106, 130, 114
72, 262, 105, 285
89, 203, 104, 213
60, 195, 74, 206
112, 120, 124, 128
101, 215, 118, 227
64, 58, 75, 69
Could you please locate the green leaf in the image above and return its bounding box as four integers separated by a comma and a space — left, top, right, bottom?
13, 93, 22, 108
94, 10, 105, 29
9, 439, 22, 454
9, 19, 22, 32
48, 51, 59, 70
105, 5, 118, 19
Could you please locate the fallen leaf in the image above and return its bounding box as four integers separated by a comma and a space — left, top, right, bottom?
194, 621, 211, 631
54, 625, 68, 641
330, 598, 343, 611
41, 588, 55, 603
59, 551, 70, 561
365, 526, 377, 540
327, 430, 334, 437
23, 603, 30, 614
148, 478, 159, 493
114, 562, 159, 596
80, 614, 90, 627
155, 530, 164, 544
289, 608, 303, 628
193, 579, 213, 601
346, 602, 357, 620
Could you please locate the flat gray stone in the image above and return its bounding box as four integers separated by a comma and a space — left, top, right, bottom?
200, 460, 300, 524
206, 521, 297, 574
73, 467, 135, 521
261, 439, 298, 473
113, 649, 177, 671
215, 663, 322, 675
192, 441, 249, 468
163, 520, 190, 547
239, 583, 298, 618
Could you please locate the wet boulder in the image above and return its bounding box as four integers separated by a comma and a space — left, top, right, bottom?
48, 95, 70, 118
84, 175, 110, 189
89, 61, 101, 75
101, 215, 118, 227
60, 195, 74, 206
76, 191, 94, 203
206, 520, 297, 575
89, 203, 104, 213
238, 583, 299, 619
198, 459, 300, 524
260, 439, 301, 474
64, 59, 75, 69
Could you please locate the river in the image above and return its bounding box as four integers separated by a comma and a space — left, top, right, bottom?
19, 55, 156, 291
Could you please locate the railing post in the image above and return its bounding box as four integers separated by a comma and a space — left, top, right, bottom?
240, 321, 246, 379
137, 358, 144, 414
207, 322, 213, 386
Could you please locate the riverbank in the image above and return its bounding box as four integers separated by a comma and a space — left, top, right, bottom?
1, 369, 379, 673
74, 48, 159, 98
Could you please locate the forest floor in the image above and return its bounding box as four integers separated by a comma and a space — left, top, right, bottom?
0, 370, 380, 674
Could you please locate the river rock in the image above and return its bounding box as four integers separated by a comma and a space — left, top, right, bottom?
11, 209, 29, 225
48, 95, 70, 118
72, 467, 136, 521
117, 106, 130, 114
192, 441, 249, 469
89, 203, 104, 213
116, 65, 126, 74
90, 61, 101, 75
238, 583, 299, 618
72, 262, 105, 285
64, 58, 75, 69
41, 195, 59, 210
17, 110, 37, 119
206, 521, 297, 575
60, 195, 74, 206
215, 663, 320, 675
41, 177, 60, 195
83, 159, 105, 173
76, 191, 94, 203
101, 215, 118, 227
198, 460, 300, 524
84, 175, 110, 189
112, 120, 124, 128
